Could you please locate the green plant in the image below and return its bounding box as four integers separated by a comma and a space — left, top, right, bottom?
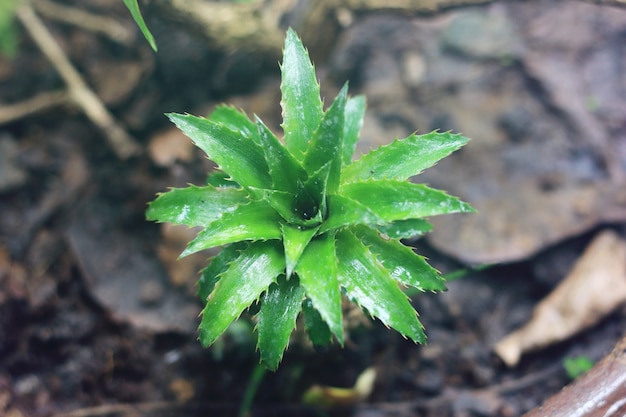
123, 0, 157, 51
147, 29, 474, 370
0, 0, 21, 57
563, 355, 594, 379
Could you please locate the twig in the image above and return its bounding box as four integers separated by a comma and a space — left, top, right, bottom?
16, 1, 141, 159
33, 0, 135, 46
0, 89, 69, 124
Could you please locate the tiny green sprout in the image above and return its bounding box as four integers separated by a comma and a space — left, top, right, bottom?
563, 355, 594, 379
146, 28, 474, 370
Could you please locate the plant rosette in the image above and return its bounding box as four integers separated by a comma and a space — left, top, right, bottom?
147, 28, 474, 370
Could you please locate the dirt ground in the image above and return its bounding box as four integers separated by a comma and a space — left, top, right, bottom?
1, 1, 626, 416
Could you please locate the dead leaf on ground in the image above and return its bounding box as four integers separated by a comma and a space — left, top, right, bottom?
157, 223, 215, 292
148, 127, 195, 168
494, 229, 626, 367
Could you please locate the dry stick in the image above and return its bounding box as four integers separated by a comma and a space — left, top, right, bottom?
0, 89, 69, 124
16, 2, 141, 159
33, 0, 135, 46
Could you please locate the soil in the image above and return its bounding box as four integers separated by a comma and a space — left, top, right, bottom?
1, 1, 625, 417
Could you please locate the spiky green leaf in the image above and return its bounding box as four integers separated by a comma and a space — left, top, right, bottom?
210, 105, 260, 145
353, 226, 445, 291
320, 194, 383, 233
182, 201, 282, 256
199, 241, 285, 346
302, 298, 333, 346
207, 171, 240, 188
146, 185, 248, 227
282, 224, 320, 278
256, 117, 307, 194
335, 229, 425, 343
377, 219, 433, 239
167, 113, 272, 190
342, 95, 366, 166
341, 181, 475, 222
257, 275, 305, 370
281, 28, 323, 160
299, 162, 331, 222
342, 131, 469, 184
303, 84, 347, 194
198, 242, 245, 301
295, 233, 343, 344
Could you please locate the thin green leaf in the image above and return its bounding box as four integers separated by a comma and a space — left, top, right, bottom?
335, 229, 425, 343
257, 275, 305, 370
342, 95, 366, 166
298, 162, 331, 223
303, 84, 348, 194
281, 224, 320, 278
294, 178, 324, 226
376, 219, 433, 239
353, 226, 445, 292
256, 117, 307, 194
281, 28, 323, 160
199, 241, 285, 347
122, 0, 157, 51
302, 298, 333, 346
0, 0, 19, 57
209, 105, 260, 145
320, 194, 383, 233
341, 181, 475, 222
198, 242, 246, 301
207, 171, 240, 188
146, 185, 248, 227
295, 233, 343, 344
167, 113, 272, 190
342, 131, 469, 184
182, 201, 282, 256
253, 188, 299, 224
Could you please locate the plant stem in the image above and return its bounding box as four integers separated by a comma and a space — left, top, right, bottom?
239, 362, 267, 417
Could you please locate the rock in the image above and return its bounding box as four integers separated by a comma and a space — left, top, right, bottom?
329, 1, 626, 264
0, 135, 27, 193
441, 8, 521, 59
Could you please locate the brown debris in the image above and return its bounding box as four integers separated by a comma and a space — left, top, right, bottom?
522, 334, 626, 417
15, 2, 140, 159
495, 230, 626, 367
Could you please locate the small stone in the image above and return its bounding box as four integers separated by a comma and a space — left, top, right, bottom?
401, 51, 427, 87
0, 135, 27, 193
441, 10, 519, 59
139, 281, 164, 306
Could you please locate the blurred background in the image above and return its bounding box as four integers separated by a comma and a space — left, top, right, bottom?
1, 0, 625, 416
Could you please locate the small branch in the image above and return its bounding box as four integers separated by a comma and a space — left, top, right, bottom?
33, 0, 135, 46
16, 2, 140, 159
0, 90, 69, 124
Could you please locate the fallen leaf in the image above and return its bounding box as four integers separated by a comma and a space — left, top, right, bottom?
302, 367, 377, 409
148, 127, 194, 167
494, 230, 626, 367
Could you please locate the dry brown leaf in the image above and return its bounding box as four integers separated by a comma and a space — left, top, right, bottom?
148, 127, 195, 167
157, 223, 214, 291
495, 230, 626, 367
